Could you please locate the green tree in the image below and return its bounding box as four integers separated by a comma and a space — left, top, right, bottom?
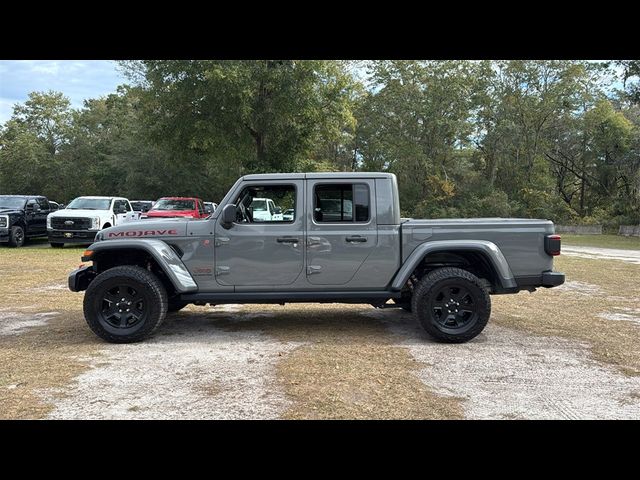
0, 91, 72, 199
122, 60, 357, 177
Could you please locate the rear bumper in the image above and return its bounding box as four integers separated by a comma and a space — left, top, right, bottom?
542, 271, 565, 288
514, 271, 565, 290
68, 265, 96, 292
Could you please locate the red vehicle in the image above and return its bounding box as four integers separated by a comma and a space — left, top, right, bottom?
143, 197, 208, 219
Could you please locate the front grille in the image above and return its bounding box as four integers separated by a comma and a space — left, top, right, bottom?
51, 217, 93, 230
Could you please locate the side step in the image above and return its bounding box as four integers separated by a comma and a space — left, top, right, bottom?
179, 290, 401, 305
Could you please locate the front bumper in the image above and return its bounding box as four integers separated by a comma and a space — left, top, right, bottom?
68, 265, 96, 292
0, 228, 8, 243
49, 229, 99, 244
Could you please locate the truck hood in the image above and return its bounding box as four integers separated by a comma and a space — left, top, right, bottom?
0, 208, 23, 215
49, 209, 108, 217
145, 210, 196, 218
98, 217, 190, 240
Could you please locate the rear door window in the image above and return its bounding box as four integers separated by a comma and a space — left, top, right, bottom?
314, 184, 370, 223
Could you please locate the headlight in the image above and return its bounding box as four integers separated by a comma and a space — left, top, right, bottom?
0, 215, 8, 228
46, 215, 51, 229
92, 217, 101, 230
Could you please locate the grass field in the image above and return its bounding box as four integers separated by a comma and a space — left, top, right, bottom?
1, 243, 639, 419
562, 234, 640, 250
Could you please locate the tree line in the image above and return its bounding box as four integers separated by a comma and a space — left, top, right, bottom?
1, 60, 638, 228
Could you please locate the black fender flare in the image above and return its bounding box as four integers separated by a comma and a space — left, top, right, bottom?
390, 240, 517, 290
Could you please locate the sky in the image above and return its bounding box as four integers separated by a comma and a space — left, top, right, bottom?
0, 60, 125, 124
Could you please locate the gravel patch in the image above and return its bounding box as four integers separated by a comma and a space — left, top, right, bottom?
0, 310, 60, 336
364, 310, 640, 419
598, 307, 640, 326
43, 307, 302, 419
563, 246, 640, 264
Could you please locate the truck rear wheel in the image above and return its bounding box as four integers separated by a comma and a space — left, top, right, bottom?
83, 265, 168, 343
412, 267, 490, 343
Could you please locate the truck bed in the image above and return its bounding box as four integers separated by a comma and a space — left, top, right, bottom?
401, 217, 555, 277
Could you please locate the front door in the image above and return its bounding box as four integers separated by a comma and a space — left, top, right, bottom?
214, 180, 304, 286
306, 179, 377, 285
112, 200, 135, 225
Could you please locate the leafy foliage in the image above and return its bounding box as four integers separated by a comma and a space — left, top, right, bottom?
0, 60, 638, 226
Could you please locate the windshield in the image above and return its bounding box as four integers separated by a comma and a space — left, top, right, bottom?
131, 201, 153, 211
67, 198, 112, 210
250, 199, 267, 211
152, 199, 195, 211
0, 197, 27, 209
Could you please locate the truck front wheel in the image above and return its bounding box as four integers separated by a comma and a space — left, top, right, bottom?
83, 265, 168, 343
412, 267, 490, 343
8, 226, 25, 247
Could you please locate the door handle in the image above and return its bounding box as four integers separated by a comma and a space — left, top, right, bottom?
277, 237, 299, 244
345, 236, 367, 243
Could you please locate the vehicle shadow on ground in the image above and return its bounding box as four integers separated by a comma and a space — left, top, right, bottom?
157, 304, 434, 346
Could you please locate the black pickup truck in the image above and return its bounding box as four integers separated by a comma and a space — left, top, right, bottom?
0, 195, 52, 247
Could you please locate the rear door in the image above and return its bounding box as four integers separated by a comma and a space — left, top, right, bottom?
306, 179, 377, 285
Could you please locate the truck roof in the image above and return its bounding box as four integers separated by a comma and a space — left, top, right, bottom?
0, 194, 44, 198
75, 196, 123, 200
158, 197, 201, 201
242, 172, 396, 181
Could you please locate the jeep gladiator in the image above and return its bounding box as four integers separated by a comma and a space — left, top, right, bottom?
68, 172, 565, 343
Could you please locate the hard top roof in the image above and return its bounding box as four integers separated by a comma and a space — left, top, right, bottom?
242, 172, 395, 181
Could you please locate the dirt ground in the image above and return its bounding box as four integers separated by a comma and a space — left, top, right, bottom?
1, 243, 639, 419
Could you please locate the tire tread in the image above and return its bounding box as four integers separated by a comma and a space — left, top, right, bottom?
83, 265, 168, 343
411, 267, 491, 343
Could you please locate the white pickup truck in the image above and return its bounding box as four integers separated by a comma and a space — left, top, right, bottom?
249, 198, 284, 222
47, 196, 139, 247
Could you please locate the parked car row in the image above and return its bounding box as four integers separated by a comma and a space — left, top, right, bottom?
0, 194, 217, 248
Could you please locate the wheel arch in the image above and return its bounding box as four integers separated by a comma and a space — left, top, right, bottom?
87, 240, 197, 295
390, 240, 517, 292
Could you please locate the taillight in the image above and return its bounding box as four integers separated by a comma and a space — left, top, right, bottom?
545, 234, 561, 256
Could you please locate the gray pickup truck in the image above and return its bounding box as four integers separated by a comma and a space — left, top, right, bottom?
68, 172, 564, 343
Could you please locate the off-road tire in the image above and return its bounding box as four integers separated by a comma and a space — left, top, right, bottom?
83, 265, 168, 343
8, 226, 25, 247
412, 267, 491, 343
50, 243, 64, 248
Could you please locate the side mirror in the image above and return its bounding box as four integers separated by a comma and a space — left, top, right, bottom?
221, 204, 236, 229
274, 207, 282, 214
